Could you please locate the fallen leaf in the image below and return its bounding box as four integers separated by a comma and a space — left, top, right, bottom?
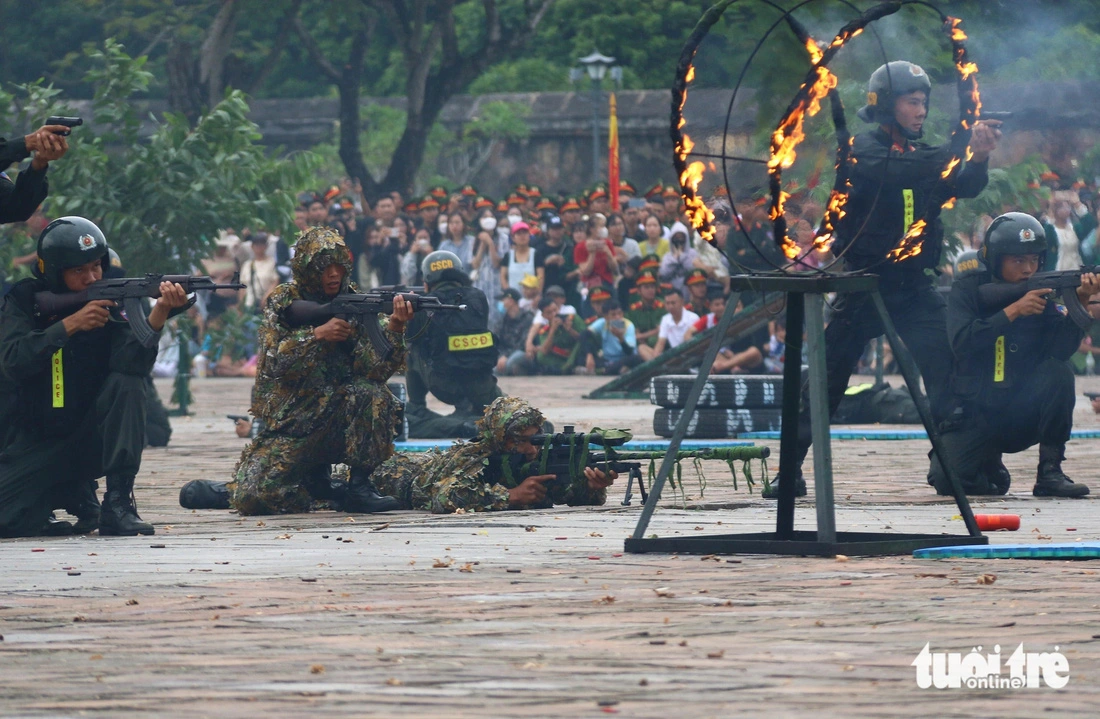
276, 534, 291, 540
597, 595, 616, 604
653, 587, 675, 598
693, 526, 704, 531
707, 650, 725, 659
678, 640, 688, 647
310, 664, 325, 674
454, 508, 466, 515
345, 517, 356, 522
835, 554, 850, 563
459, 563, 474, 573
843, 665, 855, 672
525, 526, 537, 532
588, 532, 603, 537
90, 654, 103, 660
73, 615, 86, 622
126, 599, 139, 606
815, 620, 825, 627
433, 558, 454, 568
977, 574, 997, 585
385, 677, 403, 686
371, 523, 390, 532
519, 662, 543, 670
255, 521, 266, 527
915, 573, 948, 579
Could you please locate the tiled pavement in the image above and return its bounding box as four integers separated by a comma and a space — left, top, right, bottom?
2, 375, 1100, 717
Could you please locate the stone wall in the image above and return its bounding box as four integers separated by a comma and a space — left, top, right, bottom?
66, 81, 1100, 196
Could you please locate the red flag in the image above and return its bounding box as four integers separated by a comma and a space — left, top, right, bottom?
608, 92, 620, 212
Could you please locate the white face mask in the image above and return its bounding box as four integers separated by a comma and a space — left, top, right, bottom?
507, 214, 523, 227
479, 216, 498, 231
437, 222, 449, 235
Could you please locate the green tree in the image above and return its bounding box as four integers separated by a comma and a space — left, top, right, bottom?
1, 40, 318, 274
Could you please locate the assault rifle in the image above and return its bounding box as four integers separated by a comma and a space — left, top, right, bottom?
283, 285, 466, 361
977, 266, 1099, 330
507, 425, 771, 506
35, 273, 245, 348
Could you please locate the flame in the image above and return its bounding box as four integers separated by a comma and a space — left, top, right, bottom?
828, 27, 862, 50
941, 197, 956, 209
686, 65, 695, 83
768, 191, 790, 221
886, 220, 928, 261
940, 157, 961, 179
679, 160, 716, 242
781, 234, 800, 260
804, 38, 823, 65
947, 17, 967, 42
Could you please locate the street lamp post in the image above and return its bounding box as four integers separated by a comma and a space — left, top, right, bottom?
572, 51, 618, 184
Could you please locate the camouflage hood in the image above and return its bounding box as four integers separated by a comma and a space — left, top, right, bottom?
476, 396, 545, 452
291, 226, 354, 301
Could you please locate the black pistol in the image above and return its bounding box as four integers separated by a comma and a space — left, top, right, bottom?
45, 116, 84, 136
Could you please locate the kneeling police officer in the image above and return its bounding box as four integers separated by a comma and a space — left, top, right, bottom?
929, 213, 1095, 497
404, 251, 502, 438
0, 217, 188, 537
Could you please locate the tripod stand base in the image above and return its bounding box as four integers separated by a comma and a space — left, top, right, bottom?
625, 530, 986, 558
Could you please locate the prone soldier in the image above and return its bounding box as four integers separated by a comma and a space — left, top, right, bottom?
368, 396, 615, 513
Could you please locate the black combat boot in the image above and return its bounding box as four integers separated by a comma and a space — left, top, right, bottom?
762, 470, 807, 499
36, 513, 74, 536
179, 480, 231, 510
99, 476, 155, 535
343, 469, 400, 513
1033, 446, 1090, 498
66, 479, 101, 534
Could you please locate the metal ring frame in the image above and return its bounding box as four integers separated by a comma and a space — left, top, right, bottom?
670, 0, 982, 276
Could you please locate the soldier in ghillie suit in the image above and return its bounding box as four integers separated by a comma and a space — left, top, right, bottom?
368, 396, 615, 513
230, 227, 411, 515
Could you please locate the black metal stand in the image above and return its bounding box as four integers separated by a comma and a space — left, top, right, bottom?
620, 466, 648, 506
625, 272, 987, 557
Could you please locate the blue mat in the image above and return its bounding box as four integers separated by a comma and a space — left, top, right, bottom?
740, 429, 1100, 441
394, 438, 757, 452
914, 543, 1100, 560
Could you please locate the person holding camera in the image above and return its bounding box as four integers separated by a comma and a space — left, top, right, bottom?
658, 222, 699, 293
583, 300, 642, 375
1, 124, 70, 224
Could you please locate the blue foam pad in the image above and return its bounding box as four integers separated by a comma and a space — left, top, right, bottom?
914, 543, 1100, 560
739, 429, 1100, 441
394, 438, 756, 453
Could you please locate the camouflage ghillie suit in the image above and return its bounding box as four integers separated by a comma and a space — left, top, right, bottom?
232, 228, 406, 515
369, 396, 608, 513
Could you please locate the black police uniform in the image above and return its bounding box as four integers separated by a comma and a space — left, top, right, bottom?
0, 278, 157, 537
927, 267, 1083, 496
0, 136, 48, 225
793, 127, 989, 466
405, 279, 503, 438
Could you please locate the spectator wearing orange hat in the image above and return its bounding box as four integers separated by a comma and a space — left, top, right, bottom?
627, 271, 664, 360
683, 269, 710, 315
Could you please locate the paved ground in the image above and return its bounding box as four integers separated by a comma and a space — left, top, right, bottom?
3, 375, 1100, 717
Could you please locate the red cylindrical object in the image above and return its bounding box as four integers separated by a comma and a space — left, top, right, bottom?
975, 514, 1020, 531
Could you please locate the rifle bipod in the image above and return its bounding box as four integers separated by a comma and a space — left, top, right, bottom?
621, 465, 647, 506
